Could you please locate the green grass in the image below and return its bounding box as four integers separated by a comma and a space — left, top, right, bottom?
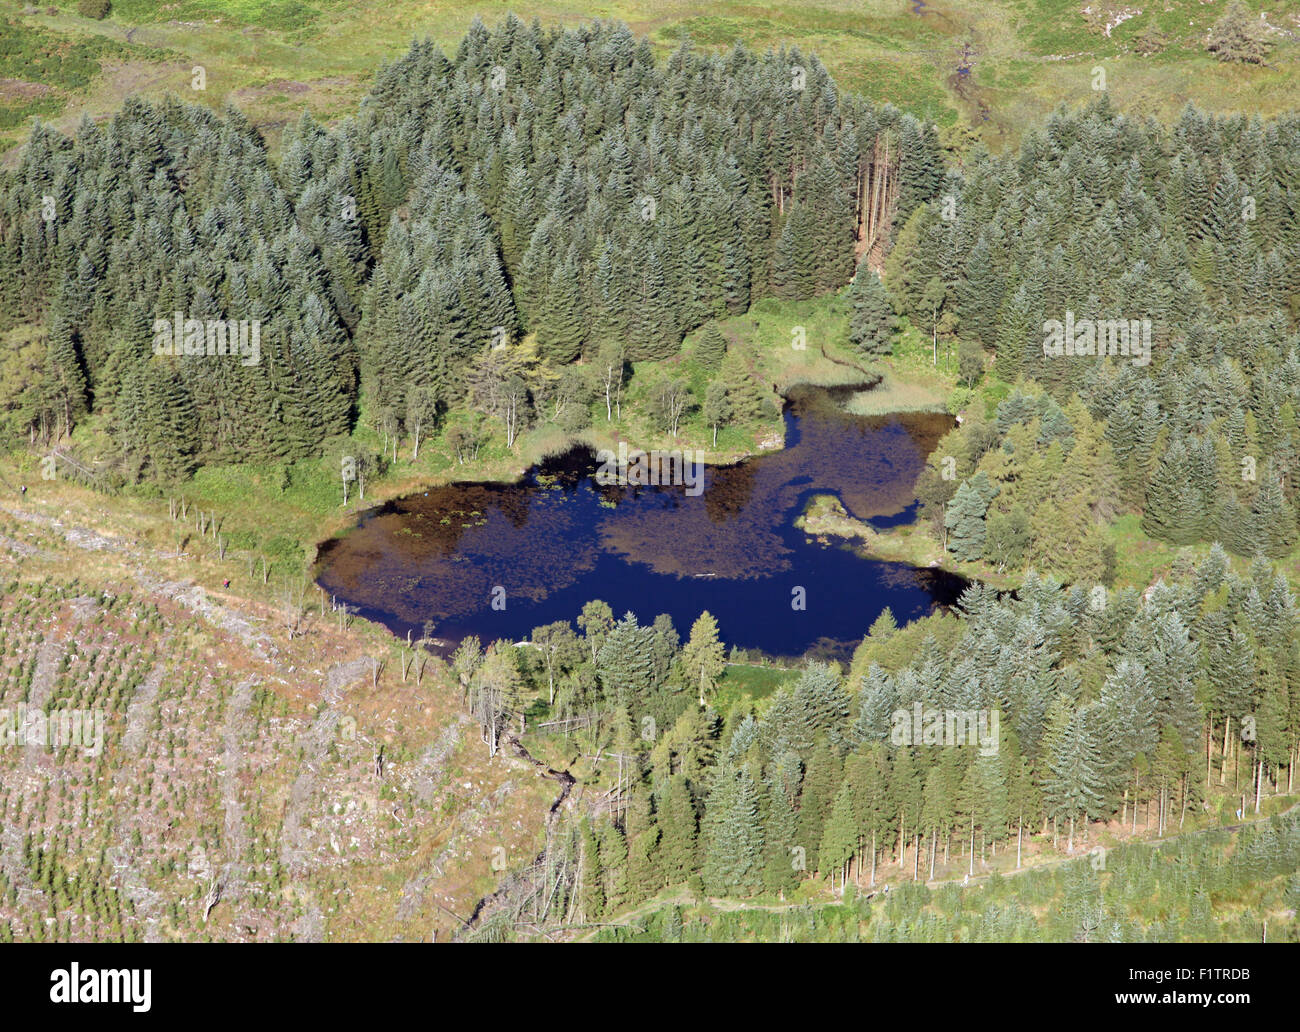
713, 662, 797, 712
843, 319, 957, 416
710, 291, 869, 389
1104, 512, 1184, 589
0, 15, 157, 129
5, 1, 1297, 154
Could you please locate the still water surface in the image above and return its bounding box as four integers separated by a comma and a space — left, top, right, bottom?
316, 385, 968, 660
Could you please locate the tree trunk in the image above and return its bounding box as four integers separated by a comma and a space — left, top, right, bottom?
1221, 717, 1230, 785
1206, 720, 1212, 799
1132, 773, 1139, 835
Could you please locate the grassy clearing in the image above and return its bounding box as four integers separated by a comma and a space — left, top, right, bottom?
0, 15, 163, 132
842, 375, 946, 416
845, 321, 959, 416
708, 291, 868, 389
713, 661, 797, 712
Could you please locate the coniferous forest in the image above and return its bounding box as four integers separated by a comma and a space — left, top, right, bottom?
0, 20, 943, 474
1, 7, 1298, 962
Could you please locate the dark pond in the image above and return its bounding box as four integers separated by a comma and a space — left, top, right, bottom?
315, 384, 969, 661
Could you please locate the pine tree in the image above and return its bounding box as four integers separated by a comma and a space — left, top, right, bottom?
957, 236, 1003, 346
849, 745, 894, 886
1143, 437, 1207, 545
1250, 473, 1296, 558
890, 747, 924, 876
577, 817, 605, 920
599, 821, 629, 912
851, 663, 897, 745
628, 248, 679, 360
771, 203, 818, 300
44, 312, 88, 436
848, 260, 894, 356
596, 612, 660, 710
921, 764, 954, 881
657, 775, 699, 885
701, 763, 764, 896
696, 322, 727, 370
624, 787, 662, 901
1045, 704, 1107, 852
535, 259, 586, 364
1146, 611, 1203, 756
818, 782, 858, 892
795, 739, 841, 874
682, 611, 726, 706
945, 478, 992, 561
761, 760, 801, 896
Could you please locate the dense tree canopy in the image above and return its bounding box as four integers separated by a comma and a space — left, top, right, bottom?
483, 546, 1299, 914
895, 97, 1300, 564
0, 17, 945, 481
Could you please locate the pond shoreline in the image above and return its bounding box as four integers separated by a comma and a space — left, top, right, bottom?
309, 372, 895, 564
315, 382, 970, 661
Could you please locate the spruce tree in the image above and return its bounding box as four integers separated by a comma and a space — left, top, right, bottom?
944, 479, 991, 561
701, 763, 764, 897
848, 261, 894, 356
818, 782, 859, 891
696, 322, 727, 370
1045, 704, 1107, 852
657, 776, 699, 886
